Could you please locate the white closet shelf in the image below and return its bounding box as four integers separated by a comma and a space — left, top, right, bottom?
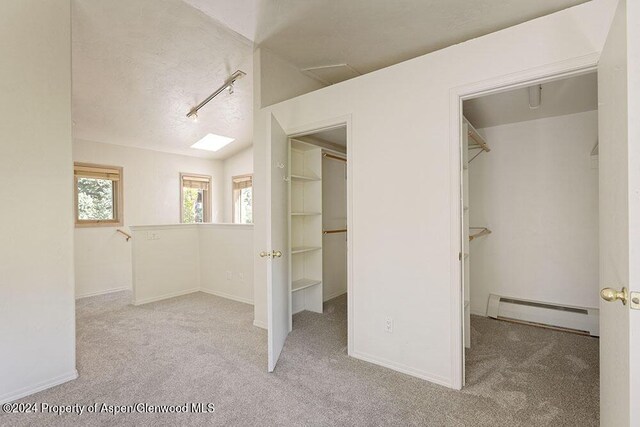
290, 212, 321, 216
292, 278, 321, 292
291, 246, 322, 254
291, 174, 321, 182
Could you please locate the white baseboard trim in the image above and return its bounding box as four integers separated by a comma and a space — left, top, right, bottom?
470, 309, 487, 317
350, 350, 452, 389
133, 288, 200, 306
323, 290, 347, 302
76, 286, 129, 300
253, 319, 267, 329
0, 369, 78, 404
199, 288, 253, 305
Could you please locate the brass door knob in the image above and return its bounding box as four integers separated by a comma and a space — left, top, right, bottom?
259, 251, 271, 258
600, 287, 628, 305
272, 250, 282, 258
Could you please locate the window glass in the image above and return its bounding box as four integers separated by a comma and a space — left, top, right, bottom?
74, 163, 122, 227
181, 174, 211, 223
233, 175, 253, 224
77, 178, 115, 220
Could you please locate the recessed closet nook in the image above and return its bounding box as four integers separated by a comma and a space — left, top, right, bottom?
288, 126, 347, 326
460, 72, 600, 385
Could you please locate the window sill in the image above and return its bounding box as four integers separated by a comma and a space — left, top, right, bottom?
75, 221, 124, 228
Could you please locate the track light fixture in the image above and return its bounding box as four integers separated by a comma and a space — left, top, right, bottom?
186, 70, 246, 121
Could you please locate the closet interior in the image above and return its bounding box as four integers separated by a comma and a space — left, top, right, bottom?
288, 127, 348, 318
461, 72, 600, 364
462, 117, 492, 349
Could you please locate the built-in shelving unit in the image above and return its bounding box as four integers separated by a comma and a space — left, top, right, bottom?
289, 139, 324, 314
291, 174, 321, 182
292, 278, 322, 292
291, 246, 322, 254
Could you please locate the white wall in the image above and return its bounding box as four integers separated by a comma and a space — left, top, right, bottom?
254, 0, 616, 388
222, 146, 254, 223
200, 224, 254, 303
323, 156, 348, 301
131, 225, 201, 304
131, 224, 253, 305
468, 111, 599, 316
254, 48, 326, 108
73, 139, 224, 298
0, 0, 77, 403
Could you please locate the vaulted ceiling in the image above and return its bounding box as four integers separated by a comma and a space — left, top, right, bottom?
72, 0, 590, 159
72, 0, 254, 159
256, 0, 588, 80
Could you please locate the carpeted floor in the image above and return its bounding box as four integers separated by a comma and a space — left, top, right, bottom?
1, 292, 599, 426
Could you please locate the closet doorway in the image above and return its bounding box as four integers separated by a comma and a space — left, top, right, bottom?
288, 127, 347, 317
459, 72, 601, 412
283, 125, 349, 357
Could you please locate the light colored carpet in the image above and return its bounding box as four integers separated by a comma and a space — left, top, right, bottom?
1, 292, 598, 426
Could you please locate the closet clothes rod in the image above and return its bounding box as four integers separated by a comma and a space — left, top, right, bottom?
469, 227, 491, 241
464, 117, 490, 165
465, 117, 491, 153
323, 153, 347, 162
468, 132, 490, 153
323, 229, 347, 234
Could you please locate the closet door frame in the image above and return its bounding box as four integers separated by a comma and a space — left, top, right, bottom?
447, 53, 600, 390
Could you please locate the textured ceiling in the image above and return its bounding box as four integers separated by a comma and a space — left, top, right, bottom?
72, 0, 253, 159
72, 0, 592, 160
253, 0, 589, 80
181, 0, 258, 42
463, 72, 598, 129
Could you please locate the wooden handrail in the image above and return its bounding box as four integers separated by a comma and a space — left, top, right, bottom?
116, 229, 132, 241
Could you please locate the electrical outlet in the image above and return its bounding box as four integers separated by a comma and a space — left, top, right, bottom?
226, 271, 232, 280
385, 317, 393, 333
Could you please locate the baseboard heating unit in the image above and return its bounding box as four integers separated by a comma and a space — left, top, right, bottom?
486, 294, 599, 336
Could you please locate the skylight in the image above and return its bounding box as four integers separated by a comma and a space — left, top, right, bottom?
191, 133, 235, 152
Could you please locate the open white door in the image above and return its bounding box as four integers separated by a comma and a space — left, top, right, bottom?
266, 114, 291, 372
598, 0, 639, 425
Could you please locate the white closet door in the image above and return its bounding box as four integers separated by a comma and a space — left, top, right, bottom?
597, 0, 640, 424
267, 115, 290, 372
